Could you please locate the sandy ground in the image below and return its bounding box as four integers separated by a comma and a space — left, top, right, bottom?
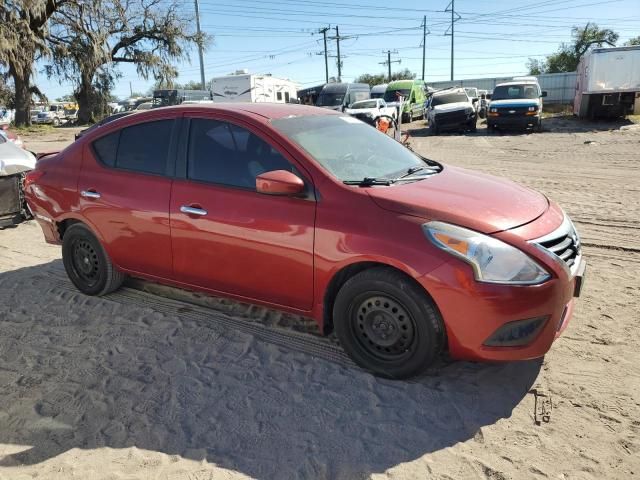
0, 118, 638, 479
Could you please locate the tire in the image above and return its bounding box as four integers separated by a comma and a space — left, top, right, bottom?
53, 117, 60, 127
537, 119, 543, 133
333, 267, 445, 379
468, 117, 477, 132
62, 223, 126, 296
430, 122, 439, 135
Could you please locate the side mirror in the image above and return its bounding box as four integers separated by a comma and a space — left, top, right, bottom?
256, 170, 305, 196
541, 91, 548, 97
486, 94, 492, 100
480, 94, 486, 99
472, 98, 478, 103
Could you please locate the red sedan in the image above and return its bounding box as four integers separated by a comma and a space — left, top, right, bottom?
24, 104, 586, 379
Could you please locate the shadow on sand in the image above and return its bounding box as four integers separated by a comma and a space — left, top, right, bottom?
0, 260, 542, 479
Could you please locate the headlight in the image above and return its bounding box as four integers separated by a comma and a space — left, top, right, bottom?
423, 221, 550, 284
490, 107, 497, 113
528, 106, 537, 112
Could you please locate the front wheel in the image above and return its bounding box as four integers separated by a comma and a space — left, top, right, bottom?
333, 267, 445, 379
62, 223, 126, 296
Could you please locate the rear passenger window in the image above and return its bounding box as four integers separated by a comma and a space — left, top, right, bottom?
117, 120, 173, 175
187, 118, 293, 189
92, 131, 119, 167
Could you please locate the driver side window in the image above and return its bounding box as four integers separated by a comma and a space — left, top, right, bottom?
187, 119, 293, 190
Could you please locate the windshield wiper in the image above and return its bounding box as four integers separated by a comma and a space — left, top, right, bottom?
343, 177, 393, 187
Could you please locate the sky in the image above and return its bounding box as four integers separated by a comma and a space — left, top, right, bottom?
33, 0, 640, 100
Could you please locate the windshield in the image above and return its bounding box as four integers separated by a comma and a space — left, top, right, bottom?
464, 88, 478, 98
431, 92, 468, 106
350, 100, 378, 109
383, 89, 411, 103
316, 93, 345, 107
492, 84, 539, 100
272, 115, 429, 182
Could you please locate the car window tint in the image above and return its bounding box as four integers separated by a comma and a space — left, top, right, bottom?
188, 118, 293, 189
92, 131, 119, 167
116, 120, 173, 175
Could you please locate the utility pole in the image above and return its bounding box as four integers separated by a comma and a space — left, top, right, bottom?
380, 50, 401, 82
444, 0, 461, 82
194, 0, 206, 89
421, 15, 429, 81
318, 27, 330, 83
335, 26, 342, 81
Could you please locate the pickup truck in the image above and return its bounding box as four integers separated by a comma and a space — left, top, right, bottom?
344, 98, 397, 127
35, 104, 67, 126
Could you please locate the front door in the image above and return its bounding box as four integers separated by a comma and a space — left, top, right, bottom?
169, 116, 316, 311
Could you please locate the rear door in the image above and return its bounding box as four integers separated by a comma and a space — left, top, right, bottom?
78, 117, 178, 278
169, 115, 316, 310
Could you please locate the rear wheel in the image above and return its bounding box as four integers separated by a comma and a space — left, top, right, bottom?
430, 121, 439, 136
333, 267, 444, 379
52, 117, 60, 127
62, 223, 125, 296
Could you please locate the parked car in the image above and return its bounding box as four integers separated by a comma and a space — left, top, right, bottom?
74, 111, 135, 141
427, 88, 477, 135
25, 103, 586, 379
344, 98, 397, 127
316, 83, 371, 112
487, 77, 546, 132
383, 79, 427, 123
0, 133, 36, 228
0, 125, 24, 148
464, 87, 480, 108
370, 84, 388, 99
30, 108, 44, 123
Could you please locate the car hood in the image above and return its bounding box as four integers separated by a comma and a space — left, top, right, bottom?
489, 99, 540, 107
366, 165, 548, 234
345, 108, 376, 116
432, 102, 471, 113
0, 142, 36, 173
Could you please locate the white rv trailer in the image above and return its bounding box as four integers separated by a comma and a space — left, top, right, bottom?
210, 72, 298, 103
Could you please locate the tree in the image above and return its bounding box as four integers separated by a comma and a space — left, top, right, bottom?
527, 23, 618, 74
625, 36, 640, 46
355, 68, 416, 87
526, 58, 546, 76
0, 1, 66, 126
47, 0, 210, 123
56, 94, 75, 103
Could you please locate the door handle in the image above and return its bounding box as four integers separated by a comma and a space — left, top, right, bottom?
180, 205, 208, 216
80, 190, 101, 199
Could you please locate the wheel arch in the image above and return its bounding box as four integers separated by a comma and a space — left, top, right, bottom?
321, 259, 441, 336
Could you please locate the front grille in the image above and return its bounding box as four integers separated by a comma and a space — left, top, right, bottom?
495, 106, 532, 116
435, 110, 467, 124
532, 216, 581, 271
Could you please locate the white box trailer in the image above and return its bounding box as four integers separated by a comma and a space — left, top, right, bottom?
574, 46, 640, 119
210, 73, 298, 103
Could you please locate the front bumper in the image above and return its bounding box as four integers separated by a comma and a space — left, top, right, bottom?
488, 114, 540, 129
433, 111, 475, 130
419, 256, 584, 362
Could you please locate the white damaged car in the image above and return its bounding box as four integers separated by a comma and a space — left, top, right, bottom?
0, 131, 36, 228
427, 88, 478, 135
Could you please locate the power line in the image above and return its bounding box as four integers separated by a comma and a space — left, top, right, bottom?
379, 50, 401, 81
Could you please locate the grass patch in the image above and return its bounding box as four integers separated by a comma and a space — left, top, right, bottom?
10, 124, 56, 135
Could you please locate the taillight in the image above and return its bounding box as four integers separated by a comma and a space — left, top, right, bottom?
24, 170, 44, 189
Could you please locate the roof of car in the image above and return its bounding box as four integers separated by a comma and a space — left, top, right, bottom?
165, 102, 339, 120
